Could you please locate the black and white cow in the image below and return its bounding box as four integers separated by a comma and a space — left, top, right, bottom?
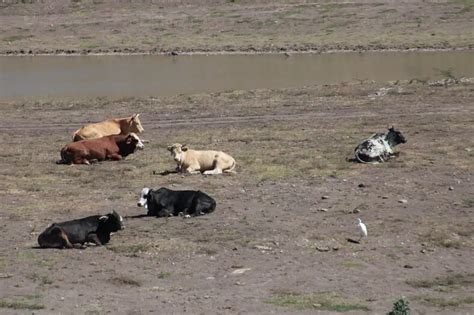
38, 210, 124, 249
354, 127, 407, 164
137, 187, 216, 217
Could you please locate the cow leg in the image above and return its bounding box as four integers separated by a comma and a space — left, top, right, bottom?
57, 230, 74, 249
203, 168, 222, 175
185, 166, 201, 174
107, 154, 122, 161
86, 233, 103, 246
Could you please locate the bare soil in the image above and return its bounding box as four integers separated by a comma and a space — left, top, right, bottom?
0, 80, 473, 314
1, 0, 473, 55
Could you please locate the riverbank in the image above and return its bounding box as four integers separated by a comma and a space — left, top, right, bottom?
1, 0, 473, 56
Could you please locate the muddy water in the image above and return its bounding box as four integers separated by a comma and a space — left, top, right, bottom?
0, 51, 472, 100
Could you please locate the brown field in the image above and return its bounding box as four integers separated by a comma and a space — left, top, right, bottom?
0, 80, 473, 314
1, 0, 473, 55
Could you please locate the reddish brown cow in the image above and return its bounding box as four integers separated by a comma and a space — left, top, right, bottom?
57, 133, 144, 165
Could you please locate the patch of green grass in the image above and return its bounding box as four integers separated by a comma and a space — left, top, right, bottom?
267, 291, 369, 312
462, 198, 474, 208
2, 35, 34, 42
110, 275, 142, 287
340, 260, 363, 268
0, 299, 44, 310
418, 295, 474, 308
451, 0, 474, 12
406, 273, 474, 289
158, 272, 171, 279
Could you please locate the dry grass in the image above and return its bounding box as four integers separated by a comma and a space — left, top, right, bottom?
267, 291, 369, 312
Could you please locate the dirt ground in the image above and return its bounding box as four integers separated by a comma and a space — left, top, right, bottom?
1, 0, 473, 55
0, 80, 473, 314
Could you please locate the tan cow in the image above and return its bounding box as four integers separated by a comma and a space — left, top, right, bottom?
73, 114, 144, 141
167, 143, 236, 175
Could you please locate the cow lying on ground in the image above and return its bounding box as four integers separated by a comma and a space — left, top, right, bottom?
38, 210, 124, 249
167, 143, 236, 175
354, 126, 407, 164
73, 114, 144, 141
57, 133, 144, 165
137, 187, 216, 217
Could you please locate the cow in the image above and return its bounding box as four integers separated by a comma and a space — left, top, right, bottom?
57, 133, 144, 165
37, 210, 124, 249
137, 187, 216, 218
167, 143, 236, 175
354, 126, 407, 164
73, 114, 144, 141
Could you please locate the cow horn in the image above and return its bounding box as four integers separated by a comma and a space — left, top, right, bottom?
99, 215, 108, 221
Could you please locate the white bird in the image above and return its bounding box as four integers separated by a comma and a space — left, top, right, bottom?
357, 218, 368, 241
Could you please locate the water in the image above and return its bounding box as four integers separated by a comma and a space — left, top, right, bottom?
0, 51, 472, 100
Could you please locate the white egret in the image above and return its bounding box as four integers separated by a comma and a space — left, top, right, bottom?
357, 218, 368, 241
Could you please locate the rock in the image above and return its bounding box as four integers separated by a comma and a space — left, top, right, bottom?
232, 268, 251, 275
254, 245, 272, 251
315, 246, 330, 252
358, 183, 365, 188
321, 195, 329, 200
352, 208, 360, 214
403, 264, 414, 269
420, 249, 427, 254
399, 199, 408, 204
317, 208, 328, 212
448, 186, 454, 191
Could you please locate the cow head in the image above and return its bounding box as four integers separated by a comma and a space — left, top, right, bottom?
127, 114, 145, 134
167, 143, 188, 164
387, 126, 407, 146
98, 210, 124, 232
126, 133, 145, 151
137, 187, 151, 208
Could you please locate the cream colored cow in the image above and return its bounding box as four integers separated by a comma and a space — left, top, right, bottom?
167, 143, 236, 175
73, 114, 144, 141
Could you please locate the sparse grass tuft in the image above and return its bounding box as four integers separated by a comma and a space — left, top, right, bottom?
417, 295, 474, 308
406, 273, 474, 289
267, 291, 369, 311
462, 197, 474, 208
419, 225, 472, 249
0, 299, 44, 310
158, 272, 171, 279
110, 275, 142, 287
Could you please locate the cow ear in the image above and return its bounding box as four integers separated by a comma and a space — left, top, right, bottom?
99, 215, 108, 222
167, 145, 173, 151
390, 126, 394, 131
182, 144, 188, 151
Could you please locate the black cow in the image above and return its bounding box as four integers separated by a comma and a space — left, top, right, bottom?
38, 210, 124, 249
137, 187, 216, 217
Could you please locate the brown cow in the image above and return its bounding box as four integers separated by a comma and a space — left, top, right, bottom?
57, 133, 144, 165
72, 114, 144, 141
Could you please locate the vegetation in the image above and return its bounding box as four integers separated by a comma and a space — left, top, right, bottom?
267, 291, 369, 312
388, 297, 410, 315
